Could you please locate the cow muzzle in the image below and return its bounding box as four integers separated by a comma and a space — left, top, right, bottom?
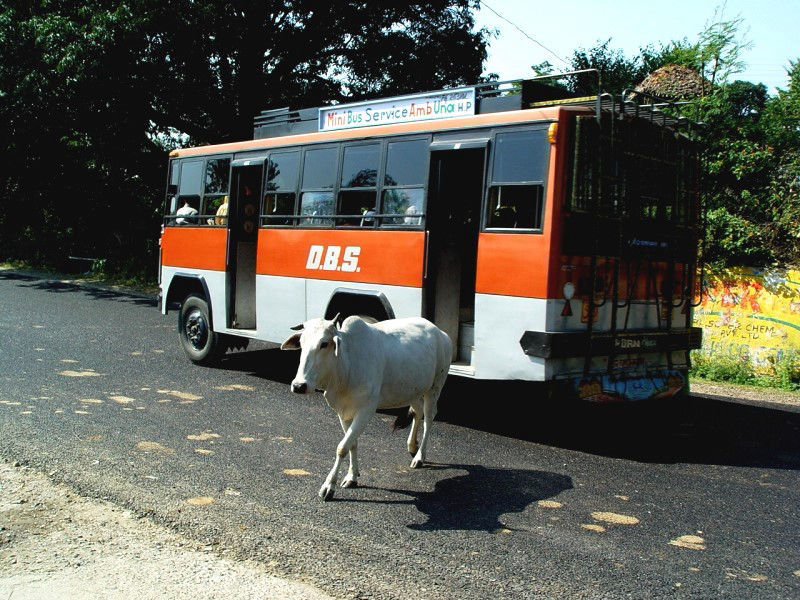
291, 381, 308, 394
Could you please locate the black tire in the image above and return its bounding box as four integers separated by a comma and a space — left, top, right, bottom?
178, 294, 226, 365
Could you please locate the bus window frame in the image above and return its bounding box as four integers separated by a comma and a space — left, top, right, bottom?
165, 158, 179, 216
482, 124, 551, 234
202, 155, 233, 226
379, 136, 430, 228
165, 155, 233, 227
297, 143, 340, 228
337, 140, 382, 228
258, 134, 431, 231
262, 149, 301, 228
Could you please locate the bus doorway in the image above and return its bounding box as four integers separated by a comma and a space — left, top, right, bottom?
227, 163, 262, 330
426, 148, 485, 364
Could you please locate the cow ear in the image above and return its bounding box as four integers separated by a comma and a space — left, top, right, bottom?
333, 334, 342, 357
280, 332, 302, 350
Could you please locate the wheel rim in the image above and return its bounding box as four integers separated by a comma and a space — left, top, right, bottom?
184, 309, 208, 350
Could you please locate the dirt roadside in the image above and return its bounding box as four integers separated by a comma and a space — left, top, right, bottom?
690, 380, 800, 411
0, 460, 334, 600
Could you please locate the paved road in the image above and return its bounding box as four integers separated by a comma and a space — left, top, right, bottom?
1, 271, 799, 599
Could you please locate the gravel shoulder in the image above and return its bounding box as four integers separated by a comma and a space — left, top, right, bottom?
690, 379, 800, 411
0, 460, 333, 600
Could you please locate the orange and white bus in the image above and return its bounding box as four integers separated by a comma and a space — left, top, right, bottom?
159, 77, 702, 402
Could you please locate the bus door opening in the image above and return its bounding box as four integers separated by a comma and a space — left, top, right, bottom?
227, 163, 262, 330
426, 147, 485, 364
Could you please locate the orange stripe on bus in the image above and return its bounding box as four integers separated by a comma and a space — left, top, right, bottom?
257, 229, 425, 288
171, 107, 575, 158
475, 233, 551, 298
161, 227, 228, 271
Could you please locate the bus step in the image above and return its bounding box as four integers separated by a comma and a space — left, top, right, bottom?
457, 322, 475, 364
449, 362, 476, 377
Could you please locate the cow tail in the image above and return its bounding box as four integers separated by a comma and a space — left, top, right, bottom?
392, 407, 415, 431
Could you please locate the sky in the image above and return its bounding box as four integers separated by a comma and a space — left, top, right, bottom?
473, 0, 797, 94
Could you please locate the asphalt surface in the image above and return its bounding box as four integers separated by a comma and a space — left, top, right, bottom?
1, 270, 799, 599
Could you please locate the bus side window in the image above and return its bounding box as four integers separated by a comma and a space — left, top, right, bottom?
486, 130, 548, 231
486, 185, 543, 229
381, 139, 427, 226
165, 160, 179, 218
203, 158, 231, 225
170, 159, 204, 225
299, 147, 337, 226
338, 143, 379, 227
263, 151, 299, 226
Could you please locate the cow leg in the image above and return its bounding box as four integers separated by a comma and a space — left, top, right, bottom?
407, 405, 421, 456
320, 407, 373, 501
411, 388, 440, 469
338, 416, 360, 489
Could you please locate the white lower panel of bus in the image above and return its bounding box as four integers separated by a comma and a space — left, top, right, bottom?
472, 294, 547, 381
256, 275, 424, 344
161, 266, 227, 320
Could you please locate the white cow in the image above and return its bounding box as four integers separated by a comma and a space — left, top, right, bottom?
281, 315, 452, 501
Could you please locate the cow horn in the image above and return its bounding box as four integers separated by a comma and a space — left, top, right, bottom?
330, 312, 340, 325
290, 323, 304, 331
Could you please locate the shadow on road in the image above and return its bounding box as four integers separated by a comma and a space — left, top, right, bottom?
0, 271, 157, 307
338, 463, 573, 532
221, 347, 299, 384
221, 348, 800, 471
437, 377, 800, 471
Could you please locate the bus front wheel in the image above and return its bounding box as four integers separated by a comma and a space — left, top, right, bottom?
179, 294, 225, 366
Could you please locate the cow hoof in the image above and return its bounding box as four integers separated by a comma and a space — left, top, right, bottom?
341, 477, 358, 488
319, 484, 335, 501
410, 457, 423, 469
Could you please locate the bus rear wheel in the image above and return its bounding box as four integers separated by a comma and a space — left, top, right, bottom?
179, 294, 225, 366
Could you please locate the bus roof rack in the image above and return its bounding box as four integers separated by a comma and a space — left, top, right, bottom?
253, 106, 319, 139
252, 69, 703, 140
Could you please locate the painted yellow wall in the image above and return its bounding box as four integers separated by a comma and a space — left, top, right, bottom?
694, 268, 800, 370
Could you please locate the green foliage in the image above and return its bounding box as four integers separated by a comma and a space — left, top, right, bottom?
772, 350, 800, 391
566, 39, 672, 95
690, 350, 757, 385
694, 5, 751, 87
698, 68, 800, 267
552, 7, 798, 268
691, 349, 800, 391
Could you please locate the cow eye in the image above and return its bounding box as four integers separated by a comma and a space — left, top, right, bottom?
320, 342, 329, 349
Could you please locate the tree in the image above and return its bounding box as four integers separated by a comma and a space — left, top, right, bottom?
0, 1, 489, 273
139, 0, 488, 142
699, 67, 800, 267
565, 40, 667, 95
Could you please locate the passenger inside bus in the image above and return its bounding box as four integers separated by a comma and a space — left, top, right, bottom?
215, 195, 229, 225
403, 205, 422, 225
492, 204, 517, 228
175, 197, 199, 225
360, 207, 376, 226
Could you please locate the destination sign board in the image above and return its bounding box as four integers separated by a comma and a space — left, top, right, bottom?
319, 88, 475, 132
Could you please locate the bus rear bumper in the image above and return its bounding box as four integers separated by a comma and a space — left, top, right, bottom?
519, 327, 702, 359
519, 328, 700, 402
